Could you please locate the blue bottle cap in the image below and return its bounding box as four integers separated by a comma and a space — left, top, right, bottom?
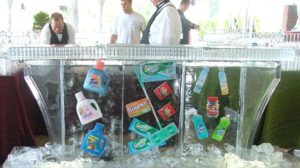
94, 123, 104, 132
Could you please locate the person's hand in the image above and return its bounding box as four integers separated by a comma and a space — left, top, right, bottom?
191, 24, 199, 30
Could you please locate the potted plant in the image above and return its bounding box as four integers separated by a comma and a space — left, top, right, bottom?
32, 11, 50, 31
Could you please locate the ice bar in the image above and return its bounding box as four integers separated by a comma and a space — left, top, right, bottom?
3, 44, 298, 166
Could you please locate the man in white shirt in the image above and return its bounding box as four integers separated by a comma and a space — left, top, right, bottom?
141, 0, 182, 45
110, 0, 146, 44
40, 12, 75, 45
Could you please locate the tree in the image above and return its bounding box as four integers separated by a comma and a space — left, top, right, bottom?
32, 11, 50, 31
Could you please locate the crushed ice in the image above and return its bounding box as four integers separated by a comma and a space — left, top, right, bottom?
4, 143, 300, 168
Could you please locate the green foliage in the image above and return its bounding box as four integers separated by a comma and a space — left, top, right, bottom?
223, 19, 231, 32
197, 19, 217, 38
32, 11, 50, 30
223, 16, 261, 33
236, 17, 243, 31
223, 17, 243, 32
253, 16, 261, 32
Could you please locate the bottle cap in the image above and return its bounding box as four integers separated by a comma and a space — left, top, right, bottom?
94, 60, 104, 70
75, 91, 86, 101
207, 96, 218, 101
94, 123, 104, 132
186, 108, 198, 115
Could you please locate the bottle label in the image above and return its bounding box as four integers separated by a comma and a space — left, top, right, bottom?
86, 135, 99, 151
216, 129, 225, 136
198, 124, 205, 133
206, 105, 219, 117
78, 106, 93, 118
88, 74, 101, 89
77, 99, 102, 125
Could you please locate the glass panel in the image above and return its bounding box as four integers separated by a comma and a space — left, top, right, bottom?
122, 61, 182, 156
183, 63, 240, 153
63, 60, 124, 159
239, 64, 280, 149
24, 60, 62, 143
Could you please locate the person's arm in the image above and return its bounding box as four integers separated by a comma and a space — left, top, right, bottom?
182, 13, 198, 30
110, 17, 118, 44
189, 22, 199, 29
67, 23, 76, 44
158, 7, 182, 45
39, 23, 51, 44
141, 15, 147, 32
110, 35, 118, 44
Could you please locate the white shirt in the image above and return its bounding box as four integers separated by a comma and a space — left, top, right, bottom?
111, 11, 146, 44
149, 2, 182, 45
40, 22, 76, 44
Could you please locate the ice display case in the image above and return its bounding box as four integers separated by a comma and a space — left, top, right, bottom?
3, 44, 298, 167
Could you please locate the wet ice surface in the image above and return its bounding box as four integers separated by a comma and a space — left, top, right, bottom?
4, 143, 300, 168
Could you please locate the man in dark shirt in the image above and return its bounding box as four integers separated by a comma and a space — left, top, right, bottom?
178, 0, 199, 44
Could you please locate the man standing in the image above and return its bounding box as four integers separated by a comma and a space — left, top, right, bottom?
110, 0, 146, 44
178, 0, 199, 44
40, 12, 75, 45
141, 0, 182, 45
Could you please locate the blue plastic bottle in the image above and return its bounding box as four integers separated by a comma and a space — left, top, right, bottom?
192, 114, 209, 140
83, 60, 109, 97
81, 123, 107, 157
